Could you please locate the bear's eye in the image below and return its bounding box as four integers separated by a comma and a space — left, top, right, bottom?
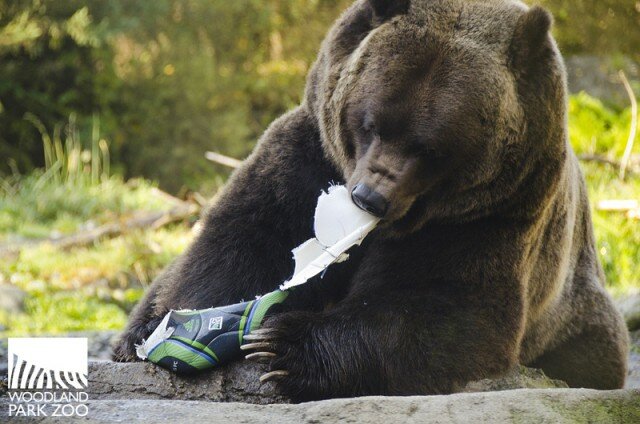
411, 144, 448, 162
360, 121, 375, 135
359, 112, 376, 136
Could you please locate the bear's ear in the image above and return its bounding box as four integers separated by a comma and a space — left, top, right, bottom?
509, 6, 553, 71
368, 0, 410, 20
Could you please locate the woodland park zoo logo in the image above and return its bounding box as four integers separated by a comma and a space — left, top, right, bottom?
6, 338, 89, 418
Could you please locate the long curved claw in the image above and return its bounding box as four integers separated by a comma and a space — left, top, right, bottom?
248, 328, 273, 335
240, 342, 271, 351
243, 333, 272, 341
259, 370, 289, 383
245, 351, 276, 361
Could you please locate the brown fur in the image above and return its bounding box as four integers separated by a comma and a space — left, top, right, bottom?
114, 0, 629, 400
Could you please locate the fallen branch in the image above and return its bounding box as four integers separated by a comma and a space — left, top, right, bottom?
578, 154, 623, 168
205, 151, 242, 169
149, 187, 188, 206
578, 154, 638, 175
619, 70, 638, 180
597, 199, 639, 212
53, 204, 200, 250
0, 203, 200, 257
597, 199, 640, 221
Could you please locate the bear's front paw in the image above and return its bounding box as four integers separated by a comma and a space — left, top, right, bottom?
112, 316, 164, 362
241, 311, 329, 401
111, 332, 140, 362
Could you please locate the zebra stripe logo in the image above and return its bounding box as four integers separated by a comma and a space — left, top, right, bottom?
7, 338, 88, 390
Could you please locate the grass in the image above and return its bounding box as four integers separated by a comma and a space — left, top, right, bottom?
584, 163, 640, 295
0, 115, 195, 335
0, 114, 169, 242
0, 226, 193, 334
0, 92, 638, 336
568, 93, 640, 295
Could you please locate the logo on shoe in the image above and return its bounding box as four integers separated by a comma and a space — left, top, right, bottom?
208, 316, 223, 331
183, 319, 195, 332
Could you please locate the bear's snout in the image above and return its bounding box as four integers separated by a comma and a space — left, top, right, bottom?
348, 152, 420, 223
351, 183, 389, 218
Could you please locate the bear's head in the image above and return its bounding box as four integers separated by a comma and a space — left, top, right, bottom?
305, 0, 567, 235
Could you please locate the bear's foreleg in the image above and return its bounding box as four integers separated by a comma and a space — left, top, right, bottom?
113, 107, 340, 361
246, 282, 524, 401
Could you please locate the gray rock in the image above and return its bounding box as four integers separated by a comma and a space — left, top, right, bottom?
2, 359, 637, 423
0, 284, 26, 314
616, 293, 640, 332
0, 359, 566, 404
87, 360, 287, 404
73, 331, 119, 361
1, 389, 638, 423
628, 330, 640, 390
565, 55, 639, 107
85, 361, 566, 403
0, 339, 6, 377
462, 365, 568, 392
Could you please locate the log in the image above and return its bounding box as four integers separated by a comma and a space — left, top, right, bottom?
50, 203, 200, 250
597, 200, 639, 212
597, 199, 640, 220
0, 360, 567, 404
75, 362, 568, 404
578, 154, 639, 175
0, 203, 200, 257
205, 151, 243, 169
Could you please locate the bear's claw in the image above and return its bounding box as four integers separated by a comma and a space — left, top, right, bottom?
242, 331, 273, 341
240, 341, 271, 351
259, 370, 289, 383
242, 328, 291, 384
244, 351, 276, 362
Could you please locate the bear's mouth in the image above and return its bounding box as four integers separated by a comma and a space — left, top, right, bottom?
379, 195, 428, 235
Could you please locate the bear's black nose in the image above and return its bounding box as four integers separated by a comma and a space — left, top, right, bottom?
351, 184, 389, 218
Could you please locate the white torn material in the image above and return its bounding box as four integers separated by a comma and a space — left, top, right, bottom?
280, 185, 379, 290
136, 185, 378, 361
135, 311, 174, 360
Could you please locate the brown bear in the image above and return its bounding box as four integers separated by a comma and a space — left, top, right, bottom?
113, 0, 629, 401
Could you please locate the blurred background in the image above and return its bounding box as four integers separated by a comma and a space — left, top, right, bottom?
0, 0, 638, 352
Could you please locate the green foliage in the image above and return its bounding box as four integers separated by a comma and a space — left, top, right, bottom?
0, 116, 194, 334
2, 227, 191, 289
0, 226, 192, 335
0, 92, 194, 335
1, 288, 129, 335
1, 1, 637, 191
0, 224, 192, 335
568, 92, 640, 293
0, 0, 114, 173
569, 92, 636, 157
0, 0, 353, 191
585, 163, 640, 295
0, 115, 168, 241
0, 0, 638, 335
0, 174, 167, 240
538, 0, 640, 61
